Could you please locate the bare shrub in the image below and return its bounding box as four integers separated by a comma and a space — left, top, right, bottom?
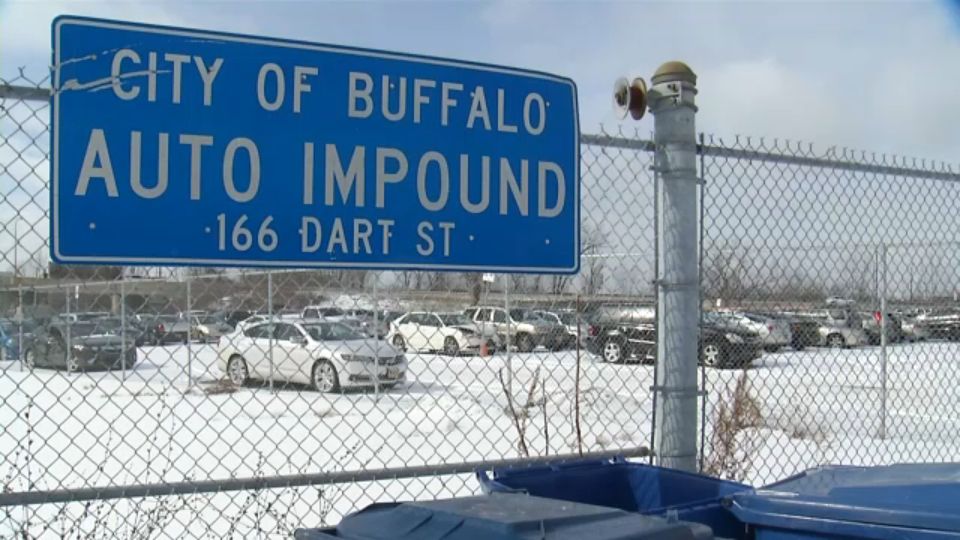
702, 371, 765, 482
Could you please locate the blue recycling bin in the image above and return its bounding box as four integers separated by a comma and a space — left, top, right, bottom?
476, 456, 752, 539
294, 492, 716, 540
728, 463, 960, 540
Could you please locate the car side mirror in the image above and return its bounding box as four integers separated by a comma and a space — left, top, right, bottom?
293, 335, 309, 347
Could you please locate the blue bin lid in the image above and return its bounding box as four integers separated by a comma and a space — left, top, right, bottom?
729, 464, 960, 534
304, 493, 716, 540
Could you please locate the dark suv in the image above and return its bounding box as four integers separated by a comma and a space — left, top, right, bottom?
586, 307, 762, 368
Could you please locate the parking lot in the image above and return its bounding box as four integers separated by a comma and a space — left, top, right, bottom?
2, 334, 958, 534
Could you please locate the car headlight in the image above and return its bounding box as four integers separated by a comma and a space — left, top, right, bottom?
725, 333, 744, 344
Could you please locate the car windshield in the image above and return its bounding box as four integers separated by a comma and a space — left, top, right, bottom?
302, 322, 365, 341
70, 320, 121, 336
439, 313, 472, 326
509, 309, 542, 322
1, 320, 36, 334
199, 315, 225, 325
557, 312, 580, 325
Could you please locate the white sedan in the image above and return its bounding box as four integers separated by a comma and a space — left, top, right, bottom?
387, 312, 494, 356
218, 320, 406, 392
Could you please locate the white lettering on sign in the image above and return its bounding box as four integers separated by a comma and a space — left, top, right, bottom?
223, 137, 261, 203
108, 49, 223, 106
129, 131, 168, 199
441, 82, 463, 127
180, 134, 214, 200
417, 151, 449, 211
257, 63, 284, 111
375, 147, 408, 208
76, 128, 118, 197
348, 72, 373, 118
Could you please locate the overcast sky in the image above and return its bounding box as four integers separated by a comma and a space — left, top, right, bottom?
2, 0, 959, 164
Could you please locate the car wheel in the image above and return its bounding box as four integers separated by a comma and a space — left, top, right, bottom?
764, 346, 780, 353
701, 342, 724, 368
602, 341, 623, 363
443, 337, 460, 356
226, 355, 249, 386
23, 348, 36, 369
392, 335, 406, 351
826, 334, 846, 349
312, 359, 340, 393
66, 355, 81, 373
517, 334, 534, 353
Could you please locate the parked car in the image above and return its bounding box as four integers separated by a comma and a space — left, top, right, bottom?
754, 312, 819, 351
22, 320, 138, 372
218, 319, 406, 392
56, 311, 111, 323
388, 312, 495, 355
89, 316, 152, 346
157, 314, 192, 343
914, 308, 960, 340
464, 306, 567, 352
193, 314, 234, 343
301, 306, 349, 321
859, 311, 904, 344
802, 309, 870, 348
587, 311, 762, 368
900, 316, 931, 342
712, 312, 792, 352
0, 318, 36, 360
532, 309, 586, 348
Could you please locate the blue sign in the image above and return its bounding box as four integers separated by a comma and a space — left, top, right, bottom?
51, 17, 580, 273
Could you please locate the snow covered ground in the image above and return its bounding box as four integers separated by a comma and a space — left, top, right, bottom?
1, 341, 958, 537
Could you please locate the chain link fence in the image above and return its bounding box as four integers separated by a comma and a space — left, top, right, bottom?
2, 70, 960, 537
699, 135, 960, 484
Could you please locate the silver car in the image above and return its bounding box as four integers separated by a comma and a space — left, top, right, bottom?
464, 306, 567, 352
807, 309, 869, 348
712, 312, 793, 352
533, 309, 588, 349
219, 319, 405, 392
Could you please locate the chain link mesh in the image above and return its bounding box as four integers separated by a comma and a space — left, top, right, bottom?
1, 75, 655, 537
699, 134, 960, 485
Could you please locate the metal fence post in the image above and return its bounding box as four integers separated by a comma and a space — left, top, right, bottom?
120, 274, 127, 382
649, 61, 699, 472
879, 244, 888, 439
186, 276, 193, 391
267, 271, 274, 393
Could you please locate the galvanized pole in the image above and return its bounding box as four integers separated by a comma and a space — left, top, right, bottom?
879, 244, 888, 439
650, 62, 699, 472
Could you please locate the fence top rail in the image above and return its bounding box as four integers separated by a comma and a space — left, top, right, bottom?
579, 132, 960, 183
0, 83, 49, 102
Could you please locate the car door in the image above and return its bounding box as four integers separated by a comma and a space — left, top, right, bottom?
472, 308, 492, 340
394, 313, 419, 350
272, 323, 312, 383
241, 323, 273, 379
424, 314, 446, 351
491, 309, 510, 339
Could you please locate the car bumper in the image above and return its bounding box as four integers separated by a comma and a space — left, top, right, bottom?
343, 361, 407, 387
72, 348, 138, 370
